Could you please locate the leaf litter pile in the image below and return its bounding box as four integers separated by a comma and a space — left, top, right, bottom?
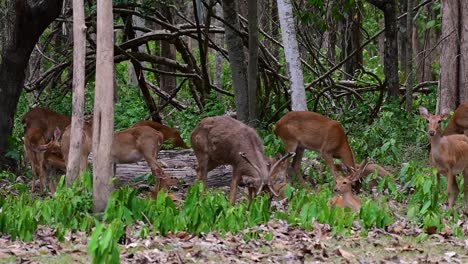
2, 167, 468, 263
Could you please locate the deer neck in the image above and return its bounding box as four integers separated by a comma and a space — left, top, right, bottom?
429, 130, 443, 148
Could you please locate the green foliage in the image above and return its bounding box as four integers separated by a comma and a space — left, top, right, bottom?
88, 220, 123, 264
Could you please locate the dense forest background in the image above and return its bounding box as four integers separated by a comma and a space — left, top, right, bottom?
1, 0, 468, 262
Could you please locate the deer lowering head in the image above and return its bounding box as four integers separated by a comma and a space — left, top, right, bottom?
191, 116, 294, 204
22, 107, 71, 193
274, 111, 355, 183
132, 120, 188, 149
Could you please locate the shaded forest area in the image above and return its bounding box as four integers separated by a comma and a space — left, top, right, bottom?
2, 0, 468, 263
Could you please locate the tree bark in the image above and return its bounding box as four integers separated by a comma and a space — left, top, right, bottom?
221, 0, 249, 122
405, 0, 414, 112
460, 1, 468, 103
93, 0, 115, 212
159, 6, 177, 108
248, 0, 259, 125
213, 3, 224, 95
367, 0, 399, 97
399, 0, 408, 75
438, 0, 460, 113
67, 0, 87, 184
277, 0, 307, 111
0, 0, 64, 169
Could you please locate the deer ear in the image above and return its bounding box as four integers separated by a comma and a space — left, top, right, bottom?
53, 127, 62, 141
419, 106, 429, 118
440, 112, 449, 120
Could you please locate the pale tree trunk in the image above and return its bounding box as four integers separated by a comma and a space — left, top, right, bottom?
213, 3, 224, 94
93, 0, 115, 212
66, 0, 86, 184
248, 0, 259, 125
221, 0, 249, 122
405, 0, 414, 112
127, 15, 145, 86
277, 0, 307, 111
438, 0, 460, 113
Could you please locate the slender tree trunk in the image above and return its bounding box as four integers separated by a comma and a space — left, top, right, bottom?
127, 15, 145, 86
159, 6, 177, 107
0, 0, 64, 169
213, 3, 224, 94
221, 0, 249, 122
405, 0, 414, 112
438, 0, 460, 113
399, 0, 408, 75
367, 0, 399, 97
460, 1, 468, 103
248, 0, 259, 125
277, 0, 307, 111
66, 0, 86, 184
93, 0, 115, 212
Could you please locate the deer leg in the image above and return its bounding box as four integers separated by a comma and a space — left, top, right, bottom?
290, 146, 305, 183
142, 151, 164, 198
447, 170, 459, 209
229, 169, 241, 205
322, 151, 339, 179
194, 153, 209, 187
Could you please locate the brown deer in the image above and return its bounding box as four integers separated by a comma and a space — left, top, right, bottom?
419, 106, 468, 213
443, 103, 468, 136
191, 116, 295, 204
22, 107, 71, 193
132, 120, 188, 149
274, 111, 355, 183
336, 160, 392, 191
36, 125, 168, 196
330, 176, 361, 211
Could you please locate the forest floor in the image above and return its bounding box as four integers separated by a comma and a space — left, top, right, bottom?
1, 150, 468, 263
1, 183, 468, 264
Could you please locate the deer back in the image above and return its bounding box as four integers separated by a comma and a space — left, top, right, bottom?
132, 120, 188, 149
274, 111, 355, 165
112, 126, 163, 164
191, 116, 269, 179
444, 103, 468, 136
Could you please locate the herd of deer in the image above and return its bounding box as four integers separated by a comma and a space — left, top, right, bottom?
21, 103, 468, 213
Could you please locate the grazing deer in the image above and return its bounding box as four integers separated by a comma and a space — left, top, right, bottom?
443, 103, 468, 136
36, 125, 168, 196
419, 106, 468, 213
274, 111, 355, 183
330, 175, 361, 211
191, 116, 295, 204
132, 120, 188, 149
22, 107, 71, 193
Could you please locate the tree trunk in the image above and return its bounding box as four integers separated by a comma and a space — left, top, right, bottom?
399, 0, 408, 75
0, 0, 64, 169
213, 3, 224, 94
368, 0, 399, 97
460, 1, 468, 103
277, 0, 307, 111
343, 4, 362, 79
159, 6, 177, 108
127, 15, 145, 86
67, 0, 86, 184
405, 0, 414, 112
438, 0, 460, 113
248, 0, 259, 125
221, 0, 249, 122
93, 0, 115, 212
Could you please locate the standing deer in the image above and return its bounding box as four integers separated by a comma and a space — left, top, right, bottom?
274, 111, 355, 183
191, 116, 294, 204
419, 106, 468, 213
443, 103, 468, 136
22, 107, 71, 193
132, 120, 188, 149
